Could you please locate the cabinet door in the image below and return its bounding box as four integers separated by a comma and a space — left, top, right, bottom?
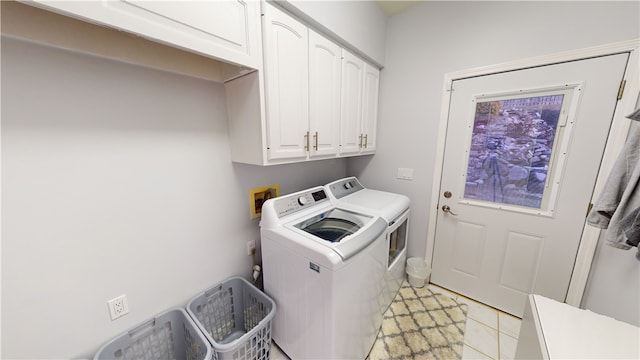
263, 4, 309, 160
28, 0, 262, 69
308, 30, 341, 158
340, 49, 364, 155
361, 63, 380, 153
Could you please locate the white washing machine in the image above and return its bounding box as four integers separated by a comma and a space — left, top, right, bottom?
325, 177, 410, 312
260, 186, 387, 360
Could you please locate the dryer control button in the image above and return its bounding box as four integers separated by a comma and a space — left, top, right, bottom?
298, 196, 309, 206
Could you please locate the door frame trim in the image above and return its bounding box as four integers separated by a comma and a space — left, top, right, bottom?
426, 38, 640, 307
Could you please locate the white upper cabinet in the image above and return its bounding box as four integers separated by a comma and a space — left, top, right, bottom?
308, 29, 342, 158
260, 4, 342, 162
262, 3, 309, 161
24, 0, 262, 69
226, 3, 379, 165
22, 1, 381, 166
340, 50, 365, 155
340, 49, 379, 156
38, 0, 381, 165
361, 63, 380, 153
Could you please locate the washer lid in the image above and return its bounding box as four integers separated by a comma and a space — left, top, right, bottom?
294, 208, 368, 243
290, 208, 386, 261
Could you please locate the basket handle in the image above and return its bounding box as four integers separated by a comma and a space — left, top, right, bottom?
204, 284, 224, 298
127, 318, 156, 339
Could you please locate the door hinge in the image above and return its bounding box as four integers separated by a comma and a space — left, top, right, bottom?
617, 80, 626, 100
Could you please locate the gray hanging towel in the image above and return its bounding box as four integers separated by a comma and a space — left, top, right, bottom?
620, 206, 640, 248
587, 107, 640, 255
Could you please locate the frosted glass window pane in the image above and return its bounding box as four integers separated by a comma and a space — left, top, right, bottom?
464, 95, 564, 209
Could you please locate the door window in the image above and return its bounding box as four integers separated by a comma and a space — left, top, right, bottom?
461, 85, 581, 216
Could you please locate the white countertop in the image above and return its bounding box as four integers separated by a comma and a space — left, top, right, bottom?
533, 295, 640, 359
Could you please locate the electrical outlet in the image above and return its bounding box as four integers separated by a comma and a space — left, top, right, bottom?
107, 294, 129, 320
247, 240, 256, 255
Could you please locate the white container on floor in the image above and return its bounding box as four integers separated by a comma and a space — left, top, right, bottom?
406, 257, 430, 287
407, 257, 428, 272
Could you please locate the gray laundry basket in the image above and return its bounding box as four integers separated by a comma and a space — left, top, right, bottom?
187, 276, 276, 360
94, 307, 212, 360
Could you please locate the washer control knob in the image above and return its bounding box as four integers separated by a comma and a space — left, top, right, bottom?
344, 182, 353, 189
298, 196, 309, 206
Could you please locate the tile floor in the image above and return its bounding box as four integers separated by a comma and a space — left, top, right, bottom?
426, 283, 523, 360
270, 282, 523, 360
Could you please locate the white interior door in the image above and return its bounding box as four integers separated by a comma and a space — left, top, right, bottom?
431, 53, 629, 317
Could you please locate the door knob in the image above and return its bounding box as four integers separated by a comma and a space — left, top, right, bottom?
442, 205, 458, 216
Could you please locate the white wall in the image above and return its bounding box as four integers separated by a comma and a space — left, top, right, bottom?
582, 231, 640, 326
0, 37, 347, 358
278, 0, 387, 66
348, 0, 639, 318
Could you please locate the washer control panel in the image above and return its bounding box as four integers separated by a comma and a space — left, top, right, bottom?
274, 188, 328, 218
328, 178, 365, 199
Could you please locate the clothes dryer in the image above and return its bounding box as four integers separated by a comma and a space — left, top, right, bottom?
325, 177, 411, 311
260, 186, 387, 360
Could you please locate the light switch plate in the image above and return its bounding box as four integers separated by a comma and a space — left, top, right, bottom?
397, 168, 414, 180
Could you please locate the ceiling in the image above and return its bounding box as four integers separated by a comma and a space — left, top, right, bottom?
376, 1, 421, 17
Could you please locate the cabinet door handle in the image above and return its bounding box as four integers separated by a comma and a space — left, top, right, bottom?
304, 131, 309, 151
359, 134, 363, 149
364, 134, 368, 149
313, 131, 318, 151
